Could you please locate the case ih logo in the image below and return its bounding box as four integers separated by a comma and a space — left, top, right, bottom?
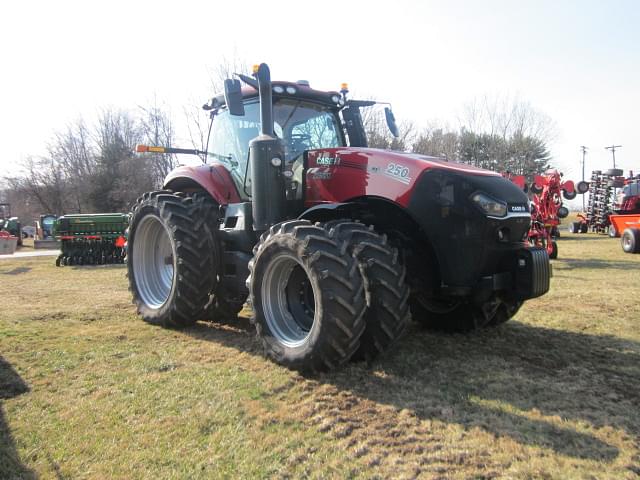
509, 204, 528, 212
316, 154, 338, 166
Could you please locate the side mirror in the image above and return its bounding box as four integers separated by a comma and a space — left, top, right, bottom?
384, 107, 399, 138
224, 79, 245, 116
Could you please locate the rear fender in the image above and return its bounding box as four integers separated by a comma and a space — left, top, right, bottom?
163, 164, 241, 205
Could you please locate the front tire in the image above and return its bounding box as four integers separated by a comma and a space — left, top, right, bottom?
127, 191, 215, 328
323, 221, 410, 362
248, 220, 366, 372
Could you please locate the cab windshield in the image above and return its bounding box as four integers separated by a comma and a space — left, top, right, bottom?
208, 99, 343, 198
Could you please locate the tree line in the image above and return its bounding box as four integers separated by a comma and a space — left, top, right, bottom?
365, 95, 554, 179
1, 91, 555, 223
2, 102, 177, 221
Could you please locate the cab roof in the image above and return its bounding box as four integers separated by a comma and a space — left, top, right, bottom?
210, 81, 343, 111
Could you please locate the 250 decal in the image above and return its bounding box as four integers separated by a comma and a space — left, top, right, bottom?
384, 163, 411, 184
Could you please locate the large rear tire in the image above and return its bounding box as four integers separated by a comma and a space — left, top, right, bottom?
323, 221, 410, 362
248, 220, 366, 372
189, 192, 246, 322
127, 191, 215, 328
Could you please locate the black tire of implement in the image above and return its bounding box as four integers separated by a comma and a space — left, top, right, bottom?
576, 181, 590, 194
621, 228, 640, 254
322, 220, 410, 362
248, 220, 366, 372
557, 206, 569, 219
580, 223, 588, 233
127, 191, 215, 328
606, 168, 624, 177
607, 179, 624, 188
530, 183, 543, 194
569, 222, 579, 234
549, 240, 558, 259
563, 189, 577, 200
189, 192, 246, 322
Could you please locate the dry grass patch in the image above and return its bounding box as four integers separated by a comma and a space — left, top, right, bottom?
1, 228, 639, 479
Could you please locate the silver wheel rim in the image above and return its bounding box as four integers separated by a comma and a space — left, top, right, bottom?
132, 215, 174, 309
261, 253, 317, 347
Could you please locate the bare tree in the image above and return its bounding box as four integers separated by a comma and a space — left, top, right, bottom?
139, 97, 177, 186
48, 119, 95, 212
5, 156, 68, 215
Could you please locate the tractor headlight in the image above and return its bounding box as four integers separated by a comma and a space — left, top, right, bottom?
471, 192, 507, 217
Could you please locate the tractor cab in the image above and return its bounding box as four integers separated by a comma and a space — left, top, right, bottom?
205, 85, 347, 199
615, 180, 640, 213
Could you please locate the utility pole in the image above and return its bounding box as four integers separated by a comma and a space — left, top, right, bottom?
580, 146, 588, 211
605, 144, 622, 168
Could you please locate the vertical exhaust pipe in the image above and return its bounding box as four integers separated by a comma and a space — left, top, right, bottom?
249, 63, 286, 231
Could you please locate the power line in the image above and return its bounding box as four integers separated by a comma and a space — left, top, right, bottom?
605, 144, 622, 168
580, 146, 588, 211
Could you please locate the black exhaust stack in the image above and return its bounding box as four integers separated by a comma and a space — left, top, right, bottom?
249, 63, 286, 231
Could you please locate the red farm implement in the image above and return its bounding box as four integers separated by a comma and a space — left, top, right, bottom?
569, 169, 639, 235
503, 170, 581, 259
609, 213, 640, 253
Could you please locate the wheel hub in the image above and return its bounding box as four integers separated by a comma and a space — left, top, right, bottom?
132, 215, 174, 309
261, 253, 317, 347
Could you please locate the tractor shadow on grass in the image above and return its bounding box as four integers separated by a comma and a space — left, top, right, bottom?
187, 317, 639, 463
0, 356, 36, 479
554, 257, 639, 270
320, 320, 639, 462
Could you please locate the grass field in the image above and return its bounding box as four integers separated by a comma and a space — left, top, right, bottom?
1, 228, 639, 479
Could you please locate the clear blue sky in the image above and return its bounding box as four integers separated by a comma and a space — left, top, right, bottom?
1, 0, 638, 193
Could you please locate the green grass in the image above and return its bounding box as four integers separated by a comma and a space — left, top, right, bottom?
1, 227, 639, 479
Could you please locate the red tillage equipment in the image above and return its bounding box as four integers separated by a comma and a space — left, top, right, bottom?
503, 169, 579, 259
609, 213, 640, 253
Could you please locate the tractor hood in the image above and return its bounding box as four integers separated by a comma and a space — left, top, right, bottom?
305, 147, 507, 209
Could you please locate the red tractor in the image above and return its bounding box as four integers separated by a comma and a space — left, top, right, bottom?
608, 173, 640, 252
127, 63, 550, 372
608, 173, 640, 237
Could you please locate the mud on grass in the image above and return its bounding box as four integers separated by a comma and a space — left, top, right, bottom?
1, 231, 640, 479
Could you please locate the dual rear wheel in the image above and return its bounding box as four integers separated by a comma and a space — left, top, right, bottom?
247, 219, 410, 370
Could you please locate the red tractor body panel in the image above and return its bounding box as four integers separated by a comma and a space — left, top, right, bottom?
164, 164, 241, 205
305, 148, 499, 208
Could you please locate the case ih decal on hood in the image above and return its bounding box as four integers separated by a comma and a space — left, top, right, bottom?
305, 147, 499, 208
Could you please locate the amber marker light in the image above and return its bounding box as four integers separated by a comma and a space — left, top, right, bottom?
252, 64, 261, 74
135, 145, 149, 153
